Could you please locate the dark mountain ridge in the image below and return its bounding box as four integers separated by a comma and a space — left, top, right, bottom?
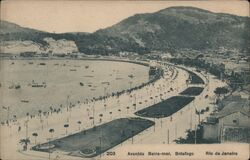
1, 6, 249, 55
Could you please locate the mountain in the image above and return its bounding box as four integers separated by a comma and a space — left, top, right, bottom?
0, 21, 79, 54
91, 6, 250, 54
1, 7, 249, 55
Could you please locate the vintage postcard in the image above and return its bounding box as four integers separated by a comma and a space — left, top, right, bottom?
0, 0, 249, 160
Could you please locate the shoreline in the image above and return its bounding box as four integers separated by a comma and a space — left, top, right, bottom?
0, 60, 228, 160
0, 58, 162, 123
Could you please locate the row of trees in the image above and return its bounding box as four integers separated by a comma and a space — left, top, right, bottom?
170, 57, 248, 90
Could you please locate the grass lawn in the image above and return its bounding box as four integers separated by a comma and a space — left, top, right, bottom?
32, 117, 154, 158
180, 87, 204, 96
187, 71, 204, 84
135, 96, 195, 118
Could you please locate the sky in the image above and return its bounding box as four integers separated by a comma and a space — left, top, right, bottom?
1, 0, 249, 33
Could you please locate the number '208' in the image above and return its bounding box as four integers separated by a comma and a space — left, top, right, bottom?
106, 151, 116, 156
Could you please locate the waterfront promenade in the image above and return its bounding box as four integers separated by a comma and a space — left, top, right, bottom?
0, 62, 227, 160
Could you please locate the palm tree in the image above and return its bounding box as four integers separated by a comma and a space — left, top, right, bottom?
109, 112, 112, 120
26, 112, 29, 120
77, 121, 81, 131
64, 124, 69, 135
24, 120, 29, 140
126, 107, 130, 114
19, 138, 30, 151
118, 109, 121, 118
32, 133, 38, 145
49, 106, 53, 115
49, 128, 54, 138
13, 115, 17, 121
104, 104, 107, 111
89, 116, 94, 126
38, 109, 43, 129
48, 128, 54, 160
38, 110, 42, 117
99, 114, 103, 123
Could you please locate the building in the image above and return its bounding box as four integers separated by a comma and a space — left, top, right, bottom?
202, 97, 250, 143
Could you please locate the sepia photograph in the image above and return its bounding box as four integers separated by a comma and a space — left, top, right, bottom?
0, 0, 249, 159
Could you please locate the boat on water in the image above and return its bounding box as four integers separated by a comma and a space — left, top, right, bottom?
39, 62, 46, 65
128, 74, 134, 78
84, 75, 94, 78
32, 84, 46, 88
101, 82, 110, 85
8, 83, 21, 89
9, 85, 14, 89
31, 82, 46, 88
116, 77, 123, 80
21, 100, 29, 103
15, 84, 21, 89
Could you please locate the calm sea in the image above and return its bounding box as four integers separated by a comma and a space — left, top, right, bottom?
0, 59, 149, 121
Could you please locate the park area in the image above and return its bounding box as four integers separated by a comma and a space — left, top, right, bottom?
135, 96, 195, 118
32, 117, 154, 158
187, 70, 204, 84
180, 87, 204, 96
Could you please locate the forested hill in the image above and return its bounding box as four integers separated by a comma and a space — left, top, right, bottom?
1, 7, 249, 55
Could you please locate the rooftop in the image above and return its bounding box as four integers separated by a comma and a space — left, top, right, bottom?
215, 99, 250, 118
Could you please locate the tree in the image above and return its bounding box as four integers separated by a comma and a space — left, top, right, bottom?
49, 128, 54, 137
32, 133, 38, 145
26, 112, 30, 120
118, 109, 121, 118
48, 129, 54, 160
126, 107, 130, 114
109, 112, 112, 120
64, 124, 69, 135
38, 110, 42, 117
19, 138, 30, 151
99, 114, 103, 123
174, 125, 214, 144
214, 87, 229, 97
77, 121, 81, 130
